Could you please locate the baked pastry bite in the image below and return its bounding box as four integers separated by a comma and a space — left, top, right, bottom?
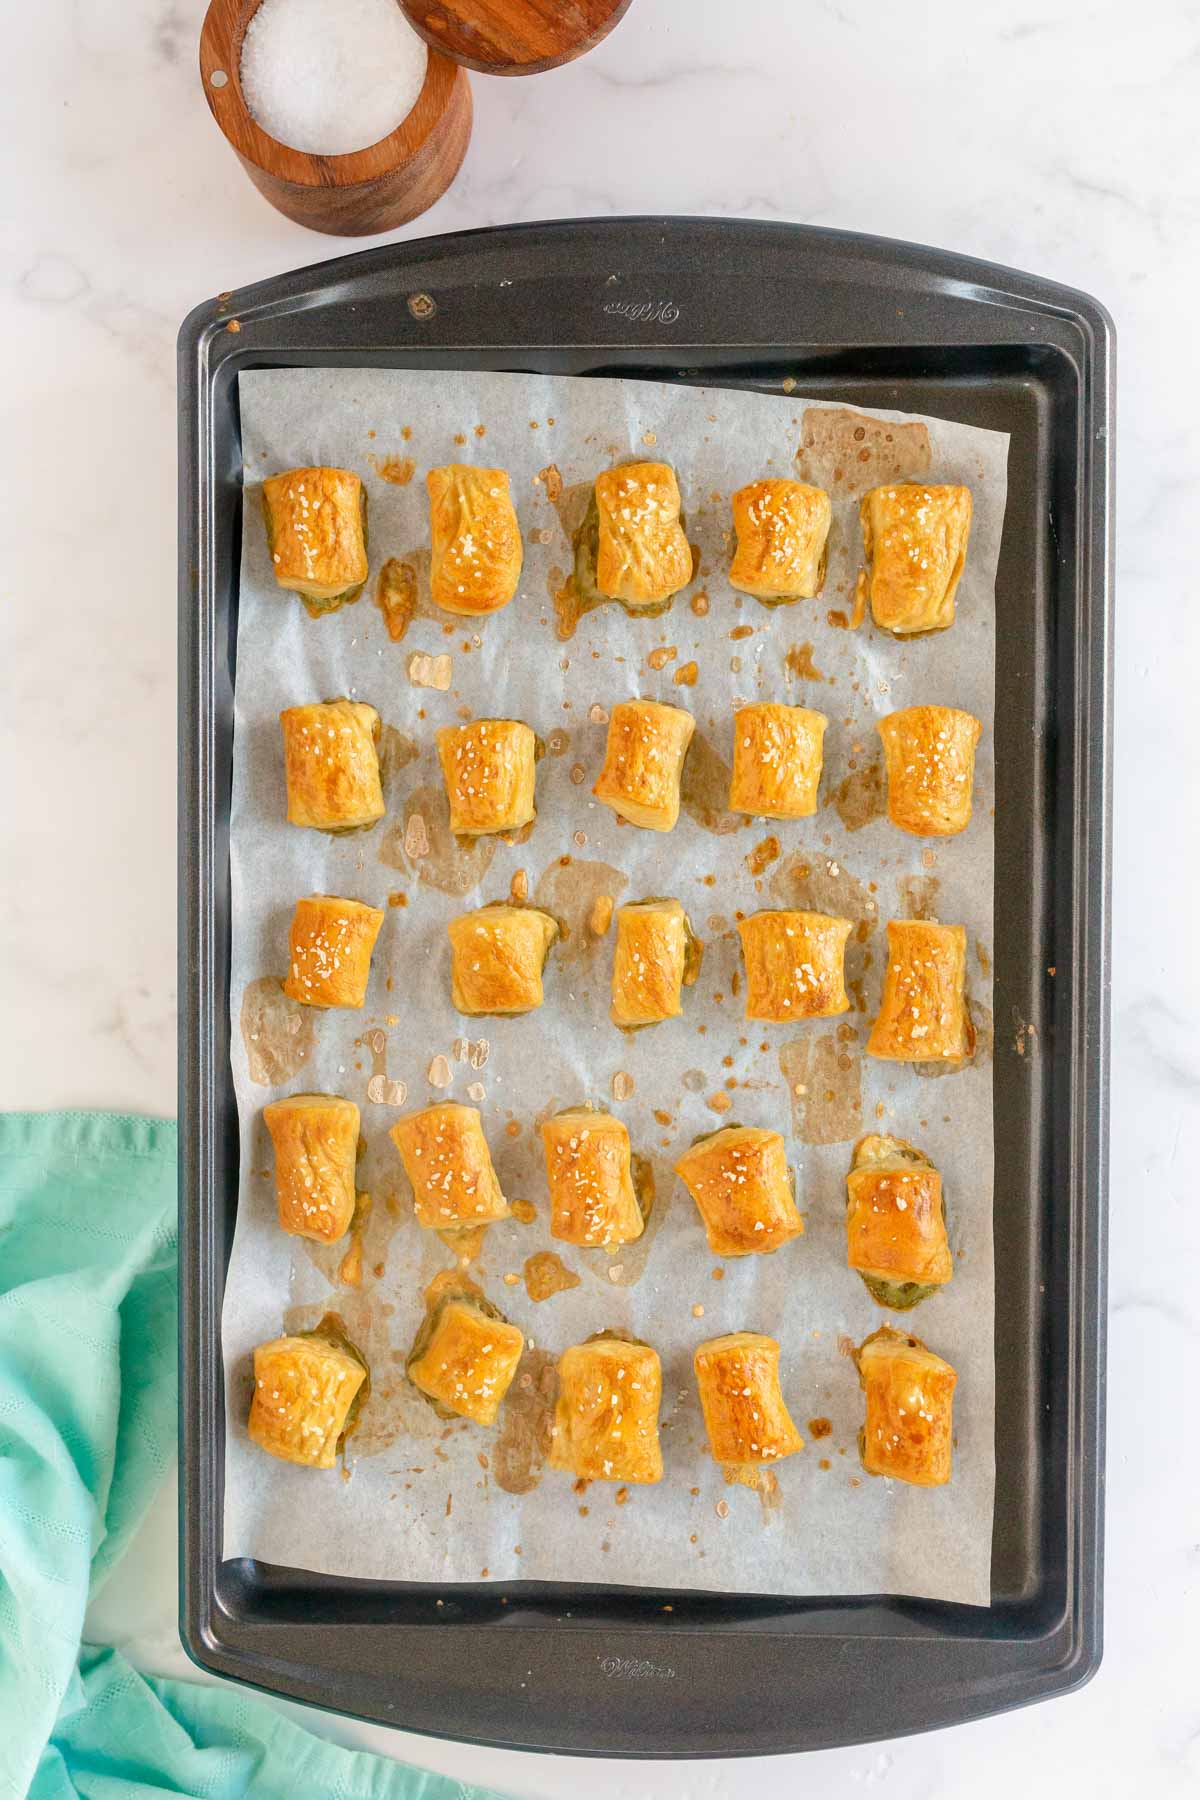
407, 1283, 524, 1426
694, 1332, 803, 1474
282, 895, 385, 1010
675, 1124, 803, 1257
867, 920, 973, 1063
846, 1133, 952, 1309
593, 699, 695, 831
427, 464, 522, 616
542, 1106, 645, 1248
729, 703, 827, 819
261, 467, 368, 615
263, 1093, 359, 1243
737, 909, 851, 1022
729, 478, 831, 603
857, 483, 973, 635
389, 1102, 509, 1233
610, 897, 702, 1028
549, 1333, 663, 1484
575, 461, 692, 611
447, 902, 560, 1015
247, 1322, 368, 1469
878, 705, 981, 837
855, 1324, 956, 1487
280, 699, 385, 832
436, 718, 537, 837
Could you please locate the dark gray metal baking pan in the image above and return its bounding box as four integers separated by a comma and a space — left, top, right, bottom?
178, 216, 1112, 1756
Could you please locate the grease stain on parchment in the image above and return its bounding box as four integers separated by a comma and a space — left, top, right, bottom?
533, 856, 627, 958
833, 759, 886, 833
681, 734, 747, 836
493, 1348, 558, 1494
779, 1033, 862, 1144
375, 546, 445, 642
240, 977, 315, 1085
337, 1192, 373, 1286
438, 1222, 489, 1266
375, 557, 418, 642
795, 407, 932, 497
378, 725, 419, 790
769, 852, 877, 938
546, 482, 601, 641
523, 1251, 581, 1303
369, 454, 415, 486
785, 641, 826, 683
551, 565, 597, 641
380, 784, 496, 895
897, 873, 941, 920
549, 478, 592, 543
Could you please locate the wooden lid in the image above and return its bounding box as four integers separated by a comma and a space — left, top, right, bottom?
398, 0, 634, 75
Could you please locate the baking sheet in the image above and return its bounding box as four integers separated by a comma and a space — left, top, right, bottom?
222, 367, 1005, 1605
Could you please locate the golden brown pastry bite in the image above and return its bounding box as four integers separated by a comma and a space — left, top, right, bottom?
867, 921, 974, 1063
261, 467, 368, 615
857, 483, 973, 635
592, 699, 695, 832
447, 902, 560, 1016
247, 1324, 368, 1469
436, 718, 537, 837
729, 478, 831, 602
729, 703, 827, 819
281, 895, 385, 1010
427, 464, 522, 616
878, 705, 981, 837
549, 1334, 663, 1484
407, 1284, 524, 1426
694, 1332, 803, 1472
389, 1102, 509, 1233
586, 461, 693, 610
856, 1324, 956, 1486
542, 1106, 645, 1248
674, 1125, 802, 1257
737, 910, 851, 1022
846, 1133, 952, 1309
610, 898, 702, 1028
280, 699, 385, 832
263, 1093, 359, 1243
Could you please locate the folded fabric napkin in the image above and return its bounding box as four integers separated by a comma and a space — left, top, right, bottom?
0, 1112, 512, 1800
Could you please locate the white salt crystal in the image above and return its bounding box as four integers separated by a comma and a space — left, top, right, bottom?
241, 0, 428, 157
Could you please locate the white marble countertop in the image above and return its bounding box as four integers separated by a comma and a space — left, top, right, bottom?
4, 0, 1196, 1791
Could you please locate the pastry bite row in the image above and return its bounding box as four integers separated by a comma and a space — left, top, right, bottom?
247, 1312, 957, 1490
280, 696, 982, 840
263, 463, 974, 634
263, 464, 522, 619
718, 913, 974, 1057
443, 905, 973, 1060
271, 892, 973, 1069
384, 1100, 644, 1250
263, 1099, 954, 1317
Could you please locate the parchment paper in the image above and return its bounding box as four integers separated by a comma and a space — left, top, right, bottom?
222, 367, 1005, 1604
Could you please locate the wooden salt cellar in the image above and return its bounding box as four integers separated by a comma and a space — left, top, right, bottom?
398, 0, 634, 75
199, 0, 472, 236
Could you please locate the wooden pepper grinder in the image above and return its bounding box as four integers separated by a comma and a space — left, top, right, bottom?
398, 0, 634, 74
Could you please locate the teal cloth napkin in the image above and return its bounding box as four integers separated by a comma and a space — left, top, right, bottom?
0, 1112, 512, 1800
